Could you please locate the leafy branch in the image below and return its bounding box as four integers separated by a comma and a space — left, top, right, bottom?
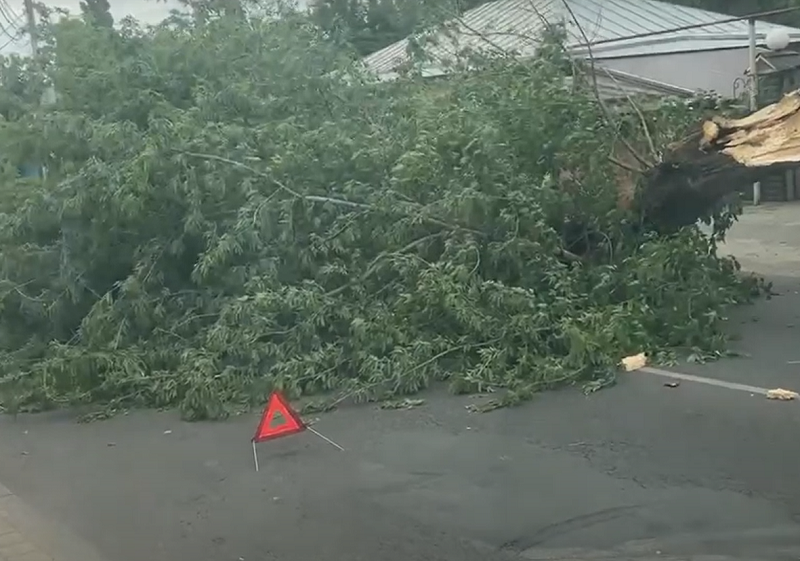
0, 5, 761, 420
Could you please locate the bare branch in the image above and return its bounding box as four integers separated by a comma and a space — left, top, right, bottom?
599, 66, 659, 160
608, 155, 643, 173
559, 0, 653, 169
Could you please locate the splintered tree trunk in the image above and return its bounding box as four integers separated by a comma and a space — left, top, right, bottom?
639, 90, 800, 229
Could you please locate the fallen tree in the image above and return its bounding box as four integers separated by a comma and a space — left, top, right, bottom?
0, 10, 767, 419
637, 89, 800, 229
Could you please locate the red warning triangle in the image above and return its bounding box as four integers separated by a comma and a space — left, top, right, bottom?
252, 392, 306, 443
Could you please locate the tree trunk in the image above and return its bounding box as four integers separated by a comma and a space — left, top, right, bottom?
639, 90, 800, 228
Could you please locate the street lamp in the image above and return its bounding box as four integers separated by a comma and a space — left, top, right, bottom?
766, 28, 791, 51
752, 27, 794, 204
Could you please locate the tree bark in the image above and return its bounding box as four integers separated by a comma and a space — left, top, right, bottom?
639, 89, 800, 228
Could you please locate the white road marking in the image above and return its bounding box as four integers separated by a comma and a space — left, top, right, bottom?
639, 366, 773, 396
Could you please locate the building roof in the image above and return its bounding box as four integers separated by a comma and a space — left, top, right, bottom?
592, 66, 696, 99
372, 63, 696, 100
363, 0, 800, 77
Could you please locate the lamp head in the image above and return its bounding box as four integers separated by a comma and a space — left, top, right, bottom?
766, 29, 791, 51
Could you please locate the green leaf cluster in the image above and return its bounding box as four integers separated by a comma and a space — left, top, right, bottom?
0, 10, 761, 419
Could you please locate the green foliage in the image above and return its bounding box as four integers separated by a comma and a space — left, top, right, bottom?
310, 0, 484, 56
79, 0, 114, 28
312, 0, 800, 59
0, 10, 760, 420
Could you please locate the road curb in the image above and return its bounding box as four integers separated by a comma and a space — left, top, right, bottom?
0, 480, 108, 561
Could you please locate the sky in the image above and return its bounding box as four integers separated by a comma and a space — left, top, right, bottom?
0, 0, 310, 56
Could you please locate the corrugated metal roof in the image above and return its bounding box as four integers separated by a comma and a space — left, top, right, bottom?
596, 67, 695, 98
370, 64, 695, 100
363, 0, 800, 76
362, 68, 697, 105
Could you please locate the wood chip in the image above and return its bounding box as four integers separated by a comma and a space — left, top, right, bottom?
766, 388, 799, 401
621, 352, 647, 372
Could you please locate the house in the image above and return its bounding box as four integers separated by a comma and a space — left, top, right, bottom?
363, 0, 800, 98
363, 0, 800, 202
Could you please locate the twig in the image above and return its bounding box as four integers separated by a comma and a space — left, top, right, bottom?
325, 232, 444, 298
322, 212, 368, 242
327, 337, 503, 409
559, 248, 582, 262
445, 0, 653, 171
599, 67, 658, 159
559, 0, 652, 170
608, 155, 643, 173
180, 150, 481, 235
180, 150, 304, 200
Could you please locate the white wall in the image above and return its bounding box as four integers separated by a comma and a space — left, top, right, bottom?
600, 47, 750, 98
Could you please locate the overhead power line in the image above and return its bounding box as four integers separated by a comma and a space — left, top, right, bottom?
0, 0, 23, 40
0, 0, 21, 27
0, 27, 20, 51
576, 5, 800, 48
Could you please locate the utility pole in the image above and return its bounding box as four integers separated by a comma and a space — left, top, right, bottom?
748, 18, 761, 206
23, 0, 38, 57
23, 0, 51, 180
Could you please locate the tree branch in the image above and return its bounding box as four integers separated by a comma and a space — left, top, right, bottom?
558, 0, 653, 169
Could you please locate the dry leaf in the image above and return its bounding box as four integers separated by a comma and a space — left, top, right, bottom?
766, 388, 799, 401
621, 352, 647, 372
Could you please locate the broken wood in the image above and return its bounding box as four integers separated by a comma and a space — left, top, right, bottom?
637, 89, 800, 229
700, 91, 800, 166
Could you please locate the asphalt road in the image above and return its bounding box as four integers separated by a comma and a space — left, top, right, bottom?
1, 366, 800, 561
2, 207, 800, 561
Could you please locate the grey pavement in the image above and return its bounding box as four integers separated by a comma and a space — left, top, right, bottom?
688, 203, 800, 390
1, 377, 800, 561
2, 204, 800, 561
663, 272, 800, 391
0, 479, 106, 561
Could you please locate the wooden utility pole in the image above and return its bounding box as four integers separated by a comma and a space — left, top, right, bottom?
23, 0, 37, 56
